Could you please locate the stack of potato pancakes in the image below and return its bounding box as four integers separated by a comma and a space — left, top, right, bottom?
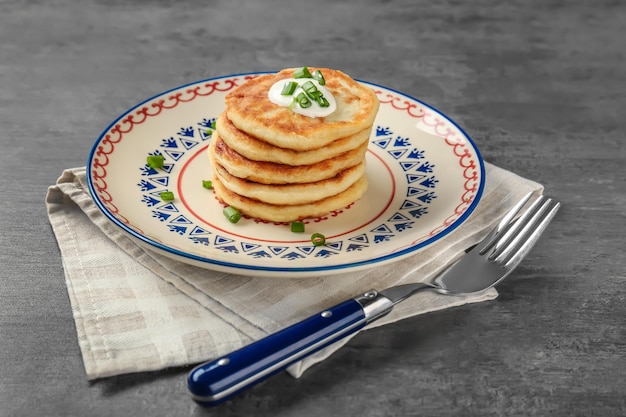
208, 67, 379, 222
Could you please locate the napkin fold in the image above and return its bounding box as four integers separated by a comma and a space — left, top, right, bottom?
46, 162, 542, 380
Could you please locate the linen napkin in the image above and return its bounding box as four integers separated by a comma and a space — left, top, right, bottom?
46, 162, 542, 380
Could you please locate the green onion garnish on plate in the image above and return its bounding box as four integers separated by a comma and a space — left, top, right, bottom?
147, 155, 164, 169
223, 206, 242, 224
160, 191, 174, 201
311, 233, 326, 246
291, 221, 305, 233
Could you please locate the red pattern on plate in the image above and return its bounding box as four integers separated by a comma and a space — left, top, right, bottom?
375, 90, 481, 240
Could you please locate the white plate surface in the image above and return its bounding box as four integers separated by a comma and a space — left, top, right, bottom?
87, 73, 485, 277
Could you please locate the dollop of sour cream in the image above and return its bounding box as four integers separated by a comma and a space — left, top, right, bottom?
268, 78, 337, 118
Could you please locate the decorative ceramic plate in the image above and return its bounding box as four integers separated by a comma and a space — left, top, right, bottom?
87, 72, 485, 277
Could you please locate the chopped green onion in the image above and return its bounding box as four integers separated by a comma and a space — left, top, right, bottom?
281, 81, 298, 96
311, 233, 326, 246
312, 69, 325, 85
205, 129, 213, 136
290, 221, 305, 233
294, 66, 313, 79
310, 91, 323, 100
301, 80, 321, 100
147, 154, 164, 169
316, 95, 330, 107
160, 191, 175, 201
223, 206, 241, 224
301, 80, 317, 93
202, 180, 213, 190
210, 120, 216, 129
295, 92, 312, 108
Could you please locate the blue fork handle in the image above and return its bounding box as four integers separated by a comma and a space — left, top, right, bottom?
187, 299, 368, 406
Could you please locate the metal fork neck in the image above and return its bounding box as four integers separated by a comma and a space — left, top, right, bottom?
354, 290, 395, 323
354, 282, 439, 323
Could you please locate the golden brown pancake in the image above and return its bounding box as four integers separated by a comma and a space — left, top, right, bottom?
224, 68, 380, 151
216, 113, 371, 165
211, 175, 368, 222
209, 133, 368, 185
209, 67, 378, 222
212, 159, 366, 205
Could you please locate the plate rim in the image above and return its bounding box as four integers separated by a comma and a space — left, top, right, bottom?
86, 71, 486, 274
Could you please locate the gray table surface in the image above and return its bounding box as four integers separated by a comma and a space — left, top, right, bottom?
1, 0, 625, 416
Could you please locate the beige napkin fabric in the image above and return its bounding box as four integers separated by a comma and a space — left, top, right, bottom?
46, 162, 542, 380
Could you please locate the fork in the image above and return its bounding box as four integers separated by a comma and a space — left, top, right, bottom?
188, 191, 561, 406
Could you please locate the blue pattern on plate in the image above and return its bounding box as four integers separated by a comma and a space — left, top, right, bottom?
137, 118, 439, 261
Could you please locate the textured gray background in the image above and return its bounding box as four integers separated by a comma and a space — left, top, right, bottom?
1, 0, 625, 416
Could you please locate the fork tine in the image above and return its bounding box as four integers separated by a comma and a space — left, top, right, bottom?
490, 196, 549, 259
478, 191, 535, 255
494, 199, 560, 267
494, 191, 535, 235
485, 194, 547, 258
